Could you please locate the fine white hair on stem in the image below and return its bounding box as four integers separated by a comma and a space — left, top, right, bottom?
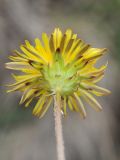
54, 94, 66, 160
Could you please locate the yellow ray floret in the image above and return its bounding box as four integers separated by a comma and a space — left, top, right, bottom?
6, 28, 110, 118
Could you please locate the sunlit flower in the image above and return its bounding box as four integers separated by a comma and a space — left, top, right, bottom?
6, 28, 110, 118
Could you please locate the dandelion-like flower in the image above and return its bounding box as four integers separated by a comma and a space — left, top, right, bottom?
6, 28, 110, 118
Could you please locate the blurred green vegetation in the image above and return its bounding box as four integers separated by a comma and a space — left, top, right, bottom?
0, 1, 119, 159
0, 99, 35, 129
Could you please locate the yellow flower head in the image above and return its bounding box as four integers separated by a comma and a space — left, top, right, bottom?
6, 28, 110, 118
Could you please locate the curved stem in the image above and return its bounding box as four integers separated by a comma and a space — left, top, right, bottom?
54, 94, 66, 160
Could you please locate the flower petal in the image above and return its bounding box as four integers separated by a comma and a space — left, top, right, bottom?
33, 95, 46, 116
80, 89, 102, 111
74, 93, 87, 118
39, 96, 53, 118
5, 62, 30, 70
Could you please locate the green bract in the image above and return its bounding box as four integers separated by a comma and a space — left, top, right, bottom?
42, 52, 79, 96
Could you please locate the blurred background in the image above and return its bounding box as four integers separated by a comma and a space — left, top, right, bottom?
0, 0, 120, 160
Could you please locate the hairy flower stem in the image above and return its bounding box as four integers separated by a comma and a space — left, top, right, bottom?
54, 93, 66, 160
